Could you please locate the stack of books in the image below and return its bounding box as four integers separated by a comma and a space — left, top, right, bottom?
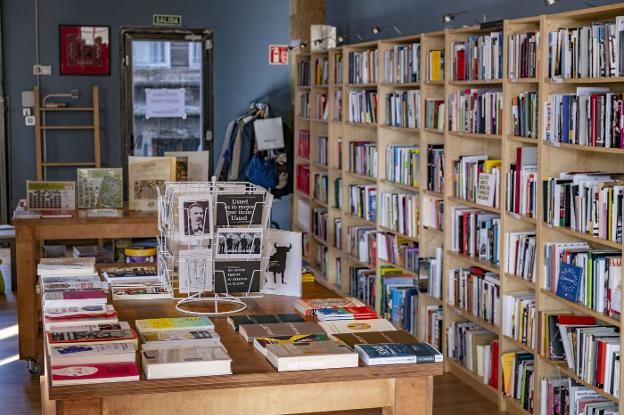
385, 145, 420, 188
504, 232, 537, 283
137, 316, 231, 379
501, 352, 535, 412
448, 89, 503, 135
379, 192, 419, 238
376, 233, 419, 273
385, 90, 420, 128
451, 32, 503, 80
383, 42, 420, 84
100, 265, 168, 300
349, 267, 376, 308
502, 292, 536, 349
346, 226, 376, 265
348, 90, 378, 124
378, 268, 420, 333
348, 49, 378, 84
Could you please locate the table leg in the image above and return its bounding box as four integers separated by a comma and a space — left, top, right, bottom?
382, 376, 433, 415
16, 225, 39, 362
10, 238, 17, 292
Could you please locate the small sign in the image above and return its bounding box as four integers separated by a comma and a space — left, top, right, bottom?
145, 88, 186, 118
153, 14, 182, 26
269, 45, 288, 65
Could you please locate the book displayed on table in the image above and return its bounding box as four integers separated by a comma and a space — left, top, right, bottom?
239, 322, 324, 342
43, 289, 108, 308
502, 292, 536, 348
46, 327, 139, 354
49, 343, 136, 366
450, 206, 501, 265
511, 92, 538, 138
501, 352, 534, 412
142, 345, 232, 379
294, 297, 366, 316
111, 286, 170, 300
253, 334, 330, 356
453, 155, 501, 208
348, 49, 378, 84
140, 329, 221, 350
507, 32, 540, 79
76, 168, 123, 209
26, 180, 76, 211
51, 362, 140, 386
448, 267, 500, 327
38, 257, 96, 277
40, 274, 106, 291
134, 316, 215, 334
349, 141, 377, 177
385, 90, 420, 128
447, 89, 502, 135
128, 156, 176, 212
226, 314, 304, 331
348, 90, 378, 124
43, 304, 118, 330
266, 341, 358, 372
451, 32, 503, 80
319, 318, 396, 336
379, 192, 419, 238
385, 145, 419, 188
447, 321, 499, 388
427, 50, 444, 81
355, 342, 442, 365
316, 305, 377, 322
506, 146, 537, 218
332, 329, 417, 348
100, 266, 159, 286
383, 42, 420, 84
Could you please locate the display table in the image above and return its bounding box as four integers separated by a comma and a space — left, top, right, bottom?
12, 210, 158, 372
43, 283, 443, 415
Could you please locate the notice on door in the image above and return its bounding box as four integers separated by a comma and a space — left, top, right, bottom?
145, 88, 186, 118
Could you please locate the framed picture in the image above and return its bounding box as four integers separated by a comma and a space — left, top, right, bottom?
178, 196, 213, 244
59, 25, 110, 75
215, 228, 263, 259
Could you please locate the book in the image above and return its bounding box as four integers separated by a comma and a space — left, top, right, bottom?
355, 342, 443, 365
26, 180, 75, 211
51, 362, 140, 386
348, 90, 378, 124
111, 286, 169, 300
448, 89, 502, 135
555, 262, 583, 302
140, 329, 221, 350
76, 168, 123, 209
319, 318, 397, 336
253, 334, 330, 356
266, 341, 359, 372
40, 274, 105, 292
164, 151, 210, 182
100, 266, 159, 286
239, 322, 324, 343
42, 289, 108, 307
226, 314, 304, 331
38, 257, 96, 276
294, 297, 366, 316
128, 156, 176, 211
379, 192, 419, 238
448, 267, 500, 326
348, 49, 378, 84
383, 42, 420, 84
315, 305, 378, 321
49, 343, 136, 366
141, 345, 232, 379
135, 316, 214, 334
46, 328, 139, 354
332, 329, 418, 348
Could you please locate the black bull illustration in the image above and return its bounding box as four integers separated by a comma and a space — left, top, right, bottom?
267, 243, 292, 284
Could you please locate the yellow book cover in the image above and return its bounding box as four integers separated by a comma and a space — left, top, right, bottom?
501, 352, 516, 396
483, 160, 502, 173
135, 316, 214, 333
128, 156, 176, 211
430, 51, 441, 81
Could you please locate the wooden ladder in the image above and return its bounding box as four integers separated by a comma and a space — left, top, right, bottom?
33, 85, 101, 180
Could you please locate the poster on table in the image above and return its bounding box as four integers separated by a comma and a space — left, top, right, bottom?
261, 230, 302, 297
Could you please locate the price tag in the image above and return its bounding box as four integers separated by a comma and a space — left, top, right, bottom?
551, 76, 563, 83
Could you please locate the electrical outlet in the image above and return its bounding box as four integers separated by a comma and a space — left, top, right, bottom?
33, 65, 52, 75
25, 116, 35, 126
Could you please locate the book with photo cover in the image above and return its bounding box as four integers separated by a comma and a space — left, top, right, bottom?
46, 328, 139, 354
164, 150, 210, 182
226, 313, 304, 331
261, 230, 302, 297
355, 342, 443, 365
214, 261, 261, 293
51, 362, 140, 386
253, 333, 330, 356
142, 344, 232, 379
26, 181, 75, 211
216, 193, 266, 226
215, 228, 263, 259
128, 156, 176, 211
76, 168, 123, 209
100, 266, 158, 286
178, 195, 213, 243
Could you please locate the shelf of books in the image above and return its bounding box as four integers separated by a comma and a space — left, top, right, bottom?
292, 4, 624, 414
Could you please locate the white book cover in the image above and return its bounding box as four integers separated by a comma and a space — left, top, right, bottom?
50, 343, 136, 365
164, 151, 210, 182
320, 319, 396, 335
261, 230, 302, 297
142, 344, 231, 379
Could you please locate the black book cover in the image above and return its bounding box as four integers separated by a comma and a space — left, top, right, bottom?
216, 194, 265, 226
227, 313, 304, 330
548, 315, 565, 360
214, 261, 260, 293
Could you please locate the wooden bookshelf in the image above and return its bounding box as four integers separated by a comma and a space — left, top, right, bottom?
291, 4, 624, 414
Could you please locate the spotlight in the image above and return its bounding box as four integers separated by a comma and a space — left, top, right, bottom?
442, 11, 469, 23
370, 25, 402, 36
544, 0, 557, 4
336, 33, 363, 44
371, 25, 381, 34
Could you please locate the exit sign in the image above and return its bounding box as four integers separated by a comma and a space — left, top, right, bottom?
153, 14, 182, 26
269, 45, 289, 65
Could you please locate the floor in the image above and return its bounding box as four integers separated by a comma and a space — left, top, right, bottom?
0, 248, 506, 415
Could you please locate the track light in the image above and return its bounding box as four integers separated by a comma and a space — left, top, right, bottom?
337, 33, 363, 44
442, 10, 469, 23
544, 0, 596, 5
370, 25, 402, 36
287, 39, 308, 51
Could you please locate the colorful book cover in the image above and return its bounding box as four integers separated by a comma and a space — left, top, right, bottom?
51, 362, 140, 385
135, 316, 214, 333
76, 168, 123, 209
556, 262, 582, 302
355, 342, 443, 364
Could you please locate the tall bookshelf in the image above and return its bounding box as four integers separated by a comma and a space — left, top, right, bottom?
292, 4, 624, 414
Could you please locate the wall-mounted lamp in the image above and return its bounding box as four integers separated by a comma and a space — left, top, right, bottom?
370, 25, 402, 36
544, 0, 596, 6
442, 10, 470, 23
337, 33, 363, 44
287, 39, 308, 51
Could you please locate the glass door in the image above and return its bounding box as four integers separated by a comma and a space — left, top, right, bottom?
121, 28, 213, 160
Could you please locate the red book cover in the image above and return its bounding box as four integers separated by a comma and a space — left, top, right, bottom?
488, 339, 499, 388
47, 290, 107, 300
557, 315, 596, 325
346, 305, 378, 319
51, 362, 140, 385
595, 339, 607, 387
591, 94, 598, 146
462, 212, 470, 254
514, 147, 522, 213
456, 50, 465, 80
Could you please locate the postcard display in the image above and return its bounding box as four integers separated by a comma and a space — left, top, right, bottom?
157, 180, 274, 316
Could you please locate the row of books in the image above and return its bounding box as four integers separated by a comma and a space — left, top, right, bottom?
350, 266, 376, 308
506, 146, 537, 218
379, 268, 420, 333
507, 32, 540, 79
316, 245, 328, 276
502, 292, 536, 349
385, 145, 420, 188
512, 91, 538, 138
376, 232, 418, 272
548, 19, 624, 80
424, 98, 445, 131
298, 59, 310, 86
346, 226, 376, 265
504, 231, 537, 283
348, 49, 379, 84
422, 248, 443, 300
315, 91, 329, 120
447, 321, 499, 388
543, 172, 623, 244
452, 155, 501, 208
502, 352, 534, 412
544, 241, 621, 318
426, 144, 444, 194
333, 91, 343, 121
383, 42, 420, 84
312, 208, 328, 242
315, 135, 328, 166
313, 173, 328, 203
543, 90, 624, 148
348, 141, 378, 177
348, 90, 378, 124
297, 130, 310, 159
385, 90, 421, 129
422, 196, 444, 231
540, 375, 618, 414
379, 192, 419, 238
447, 89, 503, 135
451, 32, 504, 81
314, 56, 329, 86
425, 305, 443, 352
296, 165, 310, 195
427, 50, 444, 82
299, 91, 310, 118
450, 206, 501, 265
349, 184, 377, 222
335, 52, 343, 85
448, 266, 500, 326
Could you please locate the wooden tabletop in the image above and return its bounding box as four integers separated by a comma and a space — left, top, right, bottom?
12, 209, 157, 226
48, 282, 443, 400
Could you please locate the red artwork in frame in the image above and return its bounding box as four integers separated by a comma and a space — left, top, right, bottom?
59, 25, 110, 75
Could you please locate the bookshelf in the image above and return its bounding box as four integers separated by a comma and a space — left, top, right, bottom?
292, 4, 624, 414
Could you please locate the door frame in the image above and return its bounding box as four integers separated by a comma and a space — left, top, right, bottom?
119, 26, 214, 176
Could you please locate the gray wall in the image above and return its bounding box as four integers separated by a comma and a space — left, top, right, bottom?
4, 0, 292, 228
326, 0, 623, 43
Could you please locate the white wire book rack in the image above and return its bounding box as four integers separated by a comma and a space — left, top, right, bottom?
157, 178, 274, 316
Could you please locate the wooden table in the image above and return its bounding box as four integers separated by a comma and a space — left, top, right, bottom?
12, 210, 158, 373
44, 283, 442, 415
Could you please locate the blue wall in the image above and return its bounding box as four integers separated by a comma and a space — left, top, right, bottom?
326, 0, 623, 43
4, 0, 292, 228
